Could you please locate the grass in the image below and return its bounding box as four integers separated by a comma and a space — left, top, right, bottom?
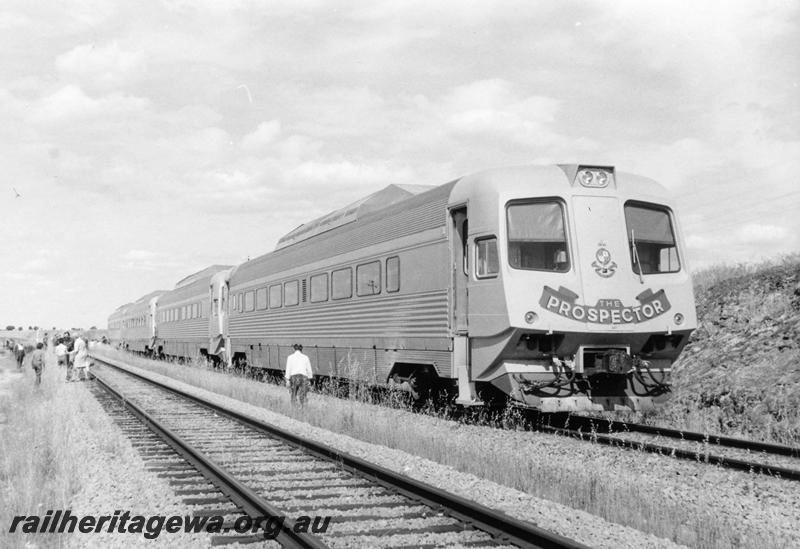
92, 346, 795, 549
0, 353, 100, 548
690, 252, 800, 292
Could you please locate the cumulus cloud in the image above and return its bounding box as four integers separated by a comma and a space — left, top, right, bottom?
442, 80, 561, 145
31, 85, 149, 125
242, 120, 281, 152
735, 223, 789, 244
55, 41, 144, 88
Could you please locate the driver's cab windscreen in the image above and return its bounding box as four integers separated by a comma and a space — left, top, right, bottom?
507, 201, 569, 272
624, 202, 680, 274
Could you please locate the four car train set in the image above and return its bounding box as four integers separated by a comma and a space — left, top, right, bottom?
109, 164, 696, 412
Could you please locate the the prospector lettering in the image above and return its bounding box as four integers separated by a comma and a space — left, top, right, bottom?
539, 286, 671, 324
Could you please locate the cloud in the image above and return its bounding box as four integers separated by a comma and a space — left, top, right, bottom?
56, 41, 144, 88
31, 85, 149, 126
121, 249, 182, 271
735, 223, 789, 244
442, 80, 561, 144
241, 120, 282, 152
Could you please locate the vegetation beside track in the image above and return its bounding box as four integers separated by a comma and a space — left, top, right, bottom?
0, 352, 97, 548
630, 254, 800, 445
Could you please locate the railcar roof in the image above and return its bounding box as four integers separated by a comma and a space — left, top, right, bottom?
174, 264, 234, 289
158, 264, 234, 305
275, 183, 434, 250
134, 290, 167, 303
232, 180, 456, 285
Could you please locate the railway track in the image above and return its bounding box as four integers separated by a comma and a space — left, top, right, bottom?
537, 413, 800, 481
90, 356, 588, 549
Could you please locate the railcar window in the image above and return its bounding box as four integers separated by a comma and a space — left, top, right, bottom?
476, 237, 499, 278
256, 288, 268, 310
310, 273, 328, 303
269, 284, 282, 308
238, 293, 244, 312
285, 280, 299, 306
332, 268, 352, 300
507, 201, 570, 272
357, 261, 381, 296
624, 203, 680, 274
244, 291, 255, 312
386, 256, 400, 292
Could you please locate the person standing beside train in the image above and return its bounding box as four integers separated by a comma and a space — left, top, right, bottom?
30, 342, 46, 385
62, 332, 74, 381
15, 342, 25, 370
70, 334, 90, 382
285, 344, 313, 407
55, 339, 68, 370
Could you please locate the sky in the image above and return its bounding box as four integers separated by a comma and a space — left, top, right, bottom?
0, 0, 798, 330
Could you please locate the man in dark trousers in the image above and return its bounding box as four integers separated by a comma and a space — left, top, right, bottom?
284, 344, 313, 406
62, 332, 74, 382
30, 342, 45, 385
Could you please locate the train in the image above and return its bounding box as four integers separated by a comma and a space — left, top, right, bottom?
109, 164, 697, 412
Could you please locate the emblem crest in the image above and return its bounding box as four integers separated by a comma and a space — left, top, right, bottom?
592, 247, 617, 278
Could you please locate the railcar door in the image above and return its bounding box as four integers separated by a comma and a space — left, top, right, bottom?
208, 275, 228, 356
450, 207, 469, 334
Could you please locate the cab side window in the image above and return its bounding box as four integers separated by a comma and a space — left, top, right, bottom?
476, 237, 499, 278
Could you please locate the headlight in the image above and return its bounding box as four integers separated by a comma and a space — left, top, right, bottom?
576, 166, 613, 188
674, 313, 684, 325
525, 311, 538, 324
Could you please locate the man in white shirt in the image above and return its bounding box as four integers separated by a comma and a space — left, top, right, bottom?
55, 340, 68, 369
285, 344, 313, 406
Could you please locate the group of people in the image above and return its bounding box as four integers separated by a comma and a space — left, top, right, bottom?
55, 332, 92, 382
6, 332, 92, 386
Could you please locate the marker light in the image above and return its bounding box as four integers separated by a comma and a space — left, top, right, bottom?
525, 311, 538, 324
674, 313, 684, 325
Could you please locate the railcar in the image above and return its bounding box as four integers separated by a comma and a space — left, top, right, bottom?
114, 291, 165, 354
107, 303, 132, 346
224, 164, 696, 411
153, 265, 232, 360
